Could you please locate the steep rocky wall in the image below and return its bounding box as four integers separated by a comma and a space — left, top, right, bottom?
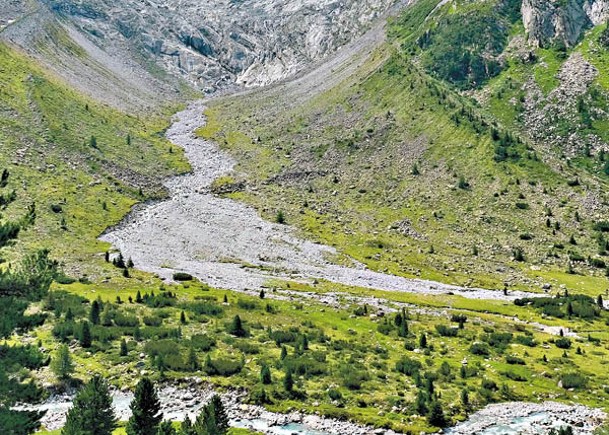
40, 0, 399, 92
522, 0, 609, 47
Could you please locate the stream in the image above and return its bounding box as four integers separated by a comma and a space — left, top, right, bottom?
25, 385, 606, 434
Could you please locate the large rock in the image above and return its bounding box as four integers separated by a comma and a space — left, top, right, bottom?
522, 0, 609, 47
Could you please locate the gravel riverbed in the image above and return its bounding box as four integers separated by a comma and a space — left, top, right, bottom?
100, 102, 539, 303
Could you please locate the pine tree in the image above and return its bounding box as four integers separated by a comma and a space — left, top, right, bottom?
80, 321, 92, 348
283, 368, 294, 392
419, 332, 427, 348
120, 339, 129, 357
227, 315, 247, 337
156, 421, 176, 435
180, 417, 195, 435
51, 344, 74, 380
180, 311, 187, 324
62, 375, 117, 435
223, 294, 228, 303
259, 289, 265, 299
280, 345, 288, 360
192, 395, 228, 435
187, 346, 200, 371
427, 400, 448, 427
598, 294, 604, 309
460, 389, 469, 409
126, 377, 163, 435
136, 290, 143, 303
89, 299, 101, 325
260, 363, 272, 385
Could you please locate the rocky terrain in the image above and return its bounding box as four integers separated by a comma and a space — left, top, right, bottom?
523, 0, 609, 47
28, 380, 606, 434
101, 101, 539, 301
448, 402, 607, 434
41, 0, 399, 92
31, 380, 402, 434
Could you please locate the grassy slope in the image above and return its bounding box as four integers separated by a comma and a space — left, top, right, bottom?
0, 42, 189, 281
199, 0, 609, 297
24, 277, 609, 433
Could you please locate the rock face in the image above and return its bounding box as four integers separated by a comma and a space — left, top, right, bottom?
522, 0, 609, 47
41, 0, 399, 92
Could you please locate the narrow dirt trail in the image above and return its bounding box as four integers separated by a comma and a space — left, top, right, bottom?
101, 102, 537, 302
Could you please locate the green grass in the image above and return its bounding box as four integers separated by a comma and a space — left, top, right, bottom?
0, 43, 189, 281
25, 277, 609, 433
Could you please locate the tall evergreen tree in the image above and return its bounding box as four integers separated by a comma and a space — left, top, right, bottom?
227, 315, 247, 337
62, 375, 117, 435
427, 400, 448, 427
193, 395, 228, 435
89, 299, 101, 324
51, 344, 74, 380
80, 320, 92, 348
126, 377, 163, 435
283, 368, 294, 392
187, 346, 200, 371
260, 363, 272, 385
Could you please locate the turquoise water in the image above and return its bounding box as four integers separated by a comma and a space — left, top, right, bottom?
232, 418, 331, 435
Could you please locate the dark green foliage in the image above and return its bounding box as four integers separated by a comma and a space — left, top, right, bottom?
395, 356, 422, 376
190, 334, 216, 352
204, 355, 243, 376
427, 400, 448, 427
283, 368, 294, 392
156, 421, 176, 435
62, 375, 117, 435
515, 294, 599, 320
120, 338, 129, 357
187, 346, 200, 371
260, 363, 272, 384
51, 344, 74, 380
394, 0, 521, 89
226, 315, 247, 337
126, 377, 163, 435
555, 337, 572, 349
470, 342, 491, 356
80, 321, 92, 348
90, 299, 101, 325
192, 395, 229, 435
435, 324, 458, 337
173, 272, 193, 281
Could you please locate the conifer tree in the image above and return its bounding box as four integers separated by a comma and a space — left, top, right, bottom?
260, 363, 272, 385
427, 400, 447, 427
51, 344, 74, 380
120, 338, 129, 357
187, 346, 200, 371
126, 377, 163, 435
80, 320, 92, 348
62, 375, 117, 435
89, 299, 101, 324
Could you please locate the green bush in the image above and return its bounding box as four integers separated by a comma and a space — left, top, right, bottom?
561, 372, 588, 389
172, 272, 193, 281
555, 337, 572, 349
395, 356, 422, 376
469, 342, 491, 356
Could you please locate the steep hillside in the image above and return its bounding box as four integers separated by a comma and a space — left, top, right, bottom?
201, 0, 609, 295
23, 0, 402, 94
0, 42, 189, 279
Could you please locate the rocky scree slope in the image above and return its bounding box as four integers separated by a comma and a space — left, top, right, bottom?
40, 0, 400, 93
